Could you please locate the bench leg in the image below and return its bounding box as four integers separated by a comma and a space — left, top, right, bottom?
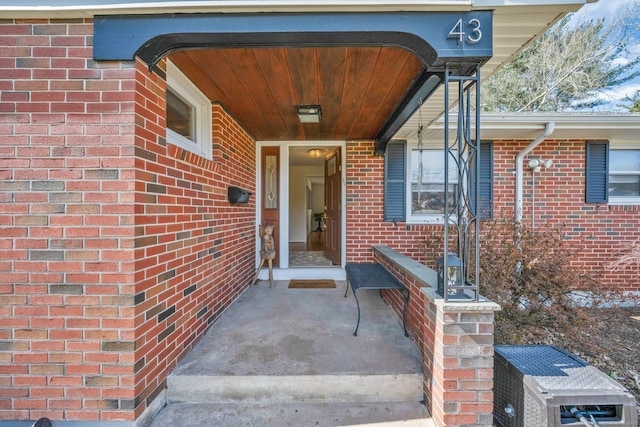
344, 280, 361, 336
353, 289, 361, 337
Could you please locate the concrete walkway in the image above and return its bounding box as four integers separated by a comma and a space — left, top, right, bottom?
148, 280, 434, 427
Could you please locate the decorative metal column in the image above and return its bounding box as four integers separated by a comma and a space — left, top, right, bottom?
441, 65, 481, 302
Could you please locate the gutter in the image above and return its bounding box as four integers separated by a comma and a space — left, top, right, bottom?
0, 1, 476, 19
0, 0, 587, 18
515, 121, 554, 223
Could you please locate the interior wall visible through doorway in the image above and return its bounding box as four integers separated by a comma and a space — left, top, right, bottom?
289, 165, 322, 243
288, 146, 332, 244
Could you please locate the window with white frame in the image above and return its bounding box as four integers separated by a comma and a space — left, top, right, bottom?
166, 60, 212, 160
408, 148, 458, 222
384, 140, 492, 223
609, 148, 640, 204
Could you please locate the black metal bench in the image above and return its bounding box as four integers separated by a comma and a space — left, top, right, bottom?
344, 263, 409, 337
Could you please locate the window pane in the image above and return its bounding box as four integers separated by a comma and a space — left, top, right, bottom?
609, 149, 640, 198
610, 175, 640, 197
410, 150, 457, 183
265, 155, 278, 209
610, 150, 640, 172
412, 184, 457, 214
167, 89, 195, 142
410, 149, 457, 215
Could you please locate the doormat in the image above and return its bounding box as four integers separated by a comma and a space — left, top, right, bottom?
289, 251, 333, 267
288, 279, 336, 289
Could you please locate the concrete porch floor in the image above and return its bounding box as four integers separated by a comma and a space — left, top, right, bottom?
148, 280, 434, 427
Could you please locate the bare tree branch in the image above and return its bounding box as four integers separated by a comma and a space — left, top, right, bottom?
482, 3, 640, 112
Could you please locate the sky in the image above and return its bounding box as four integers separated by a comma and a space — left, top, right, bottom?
571, 0, 640, 111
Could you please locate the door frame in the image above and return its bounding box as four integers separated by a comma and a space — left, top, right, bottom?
323, 147, 342, 265
255, 140, 347, 281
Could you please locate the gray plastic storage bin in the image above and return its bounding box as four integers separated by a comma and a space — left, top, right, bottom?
494, 345, 638, 427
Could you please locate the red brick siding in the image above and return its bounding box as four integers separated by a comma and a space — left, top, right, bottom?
346, 139, 640, 293
427, 306, 495, 427
0, 18, 256, 422
346, 138, 469, 339
493, 140, 640, 292
0, 18, 138, 423
347, 139, 434, 333
132, 61, 256, 419
373, 255, 427, 349
346, 140, 444, 265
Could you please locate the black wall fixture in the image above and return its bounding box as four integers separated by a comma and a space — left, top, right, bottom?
228, 186, 252, 204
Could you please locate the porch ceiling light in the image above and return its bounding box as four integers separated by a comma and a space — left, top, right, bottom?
296, 105, 322, 123
308, 149, 323, 159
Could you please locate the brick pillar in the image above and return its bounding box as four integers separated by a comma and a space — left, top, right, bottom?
372, 245, 500, 427
424, 294, 500, 427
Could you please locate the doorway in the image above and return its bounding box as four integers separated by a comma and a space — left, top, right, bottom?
288, 145, 340, 268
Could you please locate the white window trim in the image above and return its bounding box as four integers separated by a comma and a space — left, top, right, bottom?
608, 142, 640, 205
166, 60, 212, 160
406, 142, 454, 224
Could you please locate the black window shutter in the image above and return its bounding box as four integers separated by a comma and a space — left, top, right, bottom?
384, 141, 406, 222
585, 141, 609, 203
478, 141, 494, 219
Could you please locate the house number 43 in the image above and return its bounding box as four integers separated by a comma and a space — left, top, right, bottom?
448, 18, 482, 44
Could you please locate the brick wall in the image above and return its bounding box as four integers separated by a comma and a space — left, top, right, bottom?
346, 140, 443, 265
0, 18, 139, 422
493, 140, 640, 292
346, 138, 640, 293
132, 62, 256, 421
425, 301, 496, 427
0, 18, 256, 423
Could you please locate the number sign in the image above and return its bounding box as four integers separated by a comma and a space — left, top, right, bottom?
448, 18, 482, 44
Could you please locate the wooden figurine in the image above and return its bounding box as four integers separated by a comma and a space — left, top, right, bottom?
250, 224, 276, 288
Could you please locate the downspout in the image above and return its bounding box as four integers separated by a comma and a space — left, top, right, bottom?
515, 122, 555, 223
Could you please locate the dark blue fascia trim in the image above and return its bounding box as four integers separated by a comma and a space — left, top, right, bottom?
94, 11, 493, 69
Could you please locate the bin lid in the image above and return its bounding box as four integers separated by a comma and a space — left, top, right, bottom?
495, 345, 631, 394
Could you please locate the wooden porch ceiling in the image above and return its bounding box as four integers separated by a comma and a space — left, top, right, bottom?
168, 46, 425, 142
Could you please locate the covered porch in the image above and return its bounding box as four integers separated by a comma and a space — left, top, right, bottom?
139, 245, 500, 426
148, 279, 433, 426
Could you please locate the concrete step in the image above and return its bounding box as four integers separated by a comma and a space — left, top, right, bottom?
148, 401, 436, 427
152, 284, 430, 426
167, 373, 423, 404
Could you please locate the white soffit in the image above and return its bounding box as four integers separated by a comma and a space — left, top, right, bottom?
0, 0, 586, 19
0, 1, 479, 17
401, 2, 588, 141
420, 113, 640, 142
